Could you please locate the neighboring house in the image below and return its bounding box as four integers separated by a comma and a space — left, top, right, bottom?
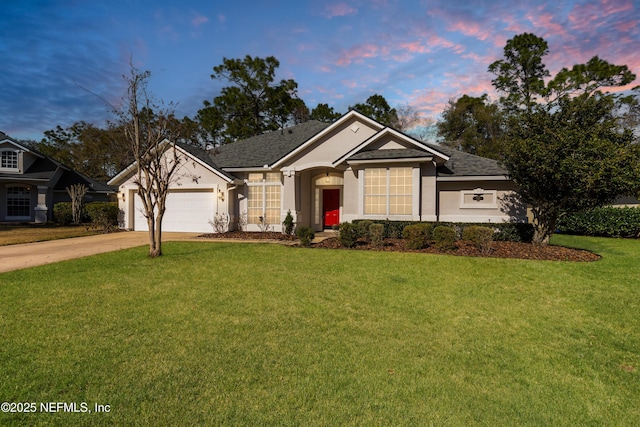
109, 111, 525, 233
0, 131, 113, 223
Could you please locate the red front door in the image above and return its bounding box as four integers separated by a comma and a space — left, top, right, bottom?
323, 189, 340, 228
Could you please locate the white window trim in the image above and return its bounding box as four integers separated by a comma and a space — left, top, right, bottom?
459, 188, 498, 209
0, 149, 19, 172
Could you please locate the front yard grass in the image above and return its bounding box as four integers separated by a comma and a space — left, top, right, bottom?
0, 224, 99, 246
1, 235, 639, 425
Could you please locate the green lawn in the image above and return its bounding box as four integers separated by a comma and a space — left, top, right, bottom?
0, 224, 99, 246
1, 235, 639, 426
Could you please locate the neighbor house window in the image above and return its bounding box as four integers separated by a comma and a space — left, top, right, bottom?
7, 186, 30, 218
246, 172, 281, 225
1, 150, 18, 170
364, 167, 412, 215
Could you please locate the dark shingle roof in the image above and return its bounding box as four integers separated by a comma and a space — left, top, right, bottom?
432, 145, 507, 177
210, 120, 331, 168
348, 148, 434, 161
180, 122, 507, 179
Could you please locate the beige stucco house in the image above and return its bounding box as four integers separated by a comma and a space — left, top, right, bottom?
0, 131, 113, 223
109, 111, 524, 233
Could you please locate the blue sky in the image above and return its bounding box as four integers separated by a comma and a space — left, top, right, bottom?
1, 0, 638, 141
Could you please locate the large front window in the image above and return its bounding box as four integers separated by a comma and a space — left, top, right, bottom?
364, 167, 412, 215
7, 186, 30, 218
247, 172, 281, 225
1, 150, 18, 169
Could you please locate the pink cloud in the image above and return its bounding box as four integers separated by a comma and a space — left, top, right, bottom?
191, 15, 208, 27
324, 3, 357, 19
342, 79, 359, 89
335, 43, 381, 66
447, 20, 491, 41
218, 14, 226, 24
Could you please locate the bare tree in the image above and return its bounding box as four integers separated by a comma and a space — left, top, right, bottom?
66, 183, 88, 224
392, 103, 422, 131
117, 65, 183, 257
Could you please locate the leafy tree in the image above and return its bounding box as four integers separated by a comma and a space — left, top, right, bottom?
349, 94, 399, 126
197, 55, 300, 144
491, 33, 640, 244
310, 103, 341, 123
436, 94, 505, 159
488, 32, 550, 113
36, 121, 133, 181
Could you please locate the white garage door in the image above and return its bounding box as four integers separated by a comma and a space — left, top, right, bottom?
134, 190, 216, 233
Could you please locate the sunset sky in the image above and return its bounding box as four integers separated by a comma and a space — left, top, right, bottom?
1, 0, 638, 141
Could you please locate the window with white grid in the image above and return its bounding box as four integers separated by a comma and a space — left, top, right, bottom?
1, 150, 18, 170
389, 167, 412, 215
7, 186, 30, 217
246, 172, 281, 224
364, 167, 412, 216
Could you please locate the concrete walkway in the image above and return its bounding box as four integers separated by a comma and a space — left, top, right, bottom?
0, 230, 337, 274
0, 232, 200, 273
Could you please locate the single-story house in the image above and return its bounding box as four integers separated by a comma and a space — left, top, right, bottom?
109, 111, 525, 233
0, 131, 113, 223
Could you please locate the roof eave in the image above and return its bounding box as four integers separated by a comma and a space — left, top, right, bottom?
347, 156, 433, 166
437, 175, 510, 181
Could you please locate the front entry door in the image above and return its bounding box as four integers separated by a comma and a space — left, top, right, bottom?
322, 189, 340, 228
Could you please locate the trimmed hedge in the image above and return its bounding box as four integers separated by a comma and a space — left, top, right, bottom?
338, 222, 359, 248
352, 219, 534, 243
557, 206, 640, 238
369, 223, 385, 248
462, 226, 494, 253
433, 225, 456, 251
53, 202, 74, 225
85, 202, 119, 232
402, 223, 432, 250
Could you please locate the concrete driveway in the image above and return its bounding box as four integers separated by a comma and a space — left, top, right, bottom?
0, 232, 200, 273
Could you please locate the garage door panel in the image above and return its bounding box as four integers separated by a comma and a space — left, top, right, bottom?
134, 190, 215, 233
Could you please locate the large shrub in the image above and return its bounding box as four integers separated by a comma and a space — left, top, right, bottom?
53, 202, 74, 225
338, 222, 359, 248
85, 202, 119, 232
402, 223, 432, 250
433, 225, 456, 251
557, 206, 640, 238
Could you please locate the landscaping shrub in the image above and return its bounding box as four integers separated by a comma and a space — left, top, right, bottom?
557, 206, 640, 238
356, 220, 374, 241
402, 223, 432, 250
53, 202, 74, 225
353, 220, 533, 242
433, 225, 456, 251
369, 223, 385, 248
491, 223, 535, 243
282, 210, 295, 235
296, 226, 315, 247
338, 222, 359, 248
463, 225, 494, 253
85, 202, 119, 232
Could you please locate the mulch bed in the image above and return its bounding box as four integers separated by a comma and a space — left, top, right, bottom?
198, 231, 296, 241
198, 231, 600, 262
